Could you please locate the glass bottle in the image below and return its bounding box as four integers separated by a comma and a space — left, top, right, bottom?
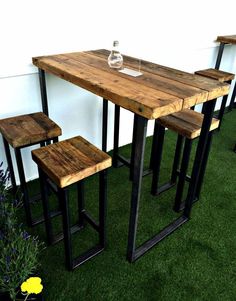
108, 40, 123, 69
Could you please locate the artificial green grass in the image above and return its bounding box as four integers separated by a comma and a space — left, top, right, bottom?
24, 109, 236, 301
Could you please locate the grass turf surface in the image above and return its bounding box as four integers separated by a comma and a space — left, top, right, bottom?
22, 109, 236, 301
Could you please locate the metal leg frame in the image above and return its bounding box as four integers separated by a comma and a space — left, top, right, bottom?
127, 114, 189, 262
184, 99, 217, 218
40, 171, 106, 270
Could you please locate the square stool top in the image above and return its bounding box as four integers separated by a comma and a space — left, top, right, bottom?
32, 136, 112, 188
158, 109, 219, 139
0, 112, 62, 148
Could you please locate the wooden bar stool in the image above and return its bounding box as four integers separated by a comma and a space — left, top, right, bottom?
32, 136, 112, 270
195, 68, 235, 130
151, 109, 219, 212
0, 112, 62, 227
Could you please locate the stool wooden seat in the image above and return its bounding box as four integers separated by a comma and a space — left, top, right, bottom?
32, 136, 112, 270
0, 112, 61, 148
151, 109, 219, 212
158, 109, 219, 139
195, 68, 235, 129
0, 112, 62, 227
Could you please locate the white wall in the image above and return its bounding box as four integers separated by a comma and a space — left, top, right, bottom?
1, 0, 236, 183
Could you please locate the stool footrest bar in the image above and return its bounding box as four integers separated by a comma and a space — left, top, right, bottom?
72, 245, 104, 270
153, 181, 176, 196
52, 223, 84, 245
117, 154, 131, 167
83, 211, 100, 232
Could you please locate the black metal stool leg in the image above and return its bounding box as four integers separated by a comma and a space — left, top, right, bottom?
99, 170, 107, 247
173, 139, 193, 212
151, 122, 165, 195
14, 148, 32, 226
58, 187, 73, 271
170, 135, 184, 184
2, 137, 17, 197
77, 180, 85, 228
38, 168, 54, 245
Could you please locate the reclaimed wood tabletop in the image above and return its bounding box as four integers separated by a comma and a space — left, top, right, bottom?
216, 35, 236, 44
33, 50, 229, 120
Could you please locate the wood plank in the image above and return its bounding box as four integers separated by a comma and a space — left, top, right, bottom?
68, 52, 208, 109
216, 35, 236, 44
33, 54, 183, 119
158, 109, 219, 139
88, 49, 230, 102
0, 112, 62, 148
32, 136, 112, 188
195, 68, 235, 82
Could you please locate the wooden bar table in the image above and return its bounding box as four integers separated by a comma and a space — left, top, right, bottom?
32, 50, 229, 262
216, 35, 236, 109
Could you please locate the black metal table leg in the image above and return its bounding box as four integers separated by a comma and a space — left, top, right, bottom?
129, 114, 139, 181
184, 99, 217, 218
113, 105, 121, 167
102, 98, 108, 152
215, 42, 225, 70
38, 68, 49, 116
127, 114, 148, 262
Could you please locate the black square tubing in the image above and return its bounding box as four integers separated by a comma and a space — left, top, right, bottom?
126, 100, 216, 262
39, 168, 107, 270
126, 114, 188, 263
38, 68, 49, 116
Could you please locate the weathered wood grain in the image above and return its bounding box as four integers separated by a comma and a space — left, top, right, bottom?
87, 49, 229, 102
64, 52, 208, 109
33, 54, 183, 119
0, 112, 62, 148
32, 136, 112, 188
158, 109, 219, 139
216, 35, 236, 45
195, 68, 235, 83
32, 50, 230, 119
